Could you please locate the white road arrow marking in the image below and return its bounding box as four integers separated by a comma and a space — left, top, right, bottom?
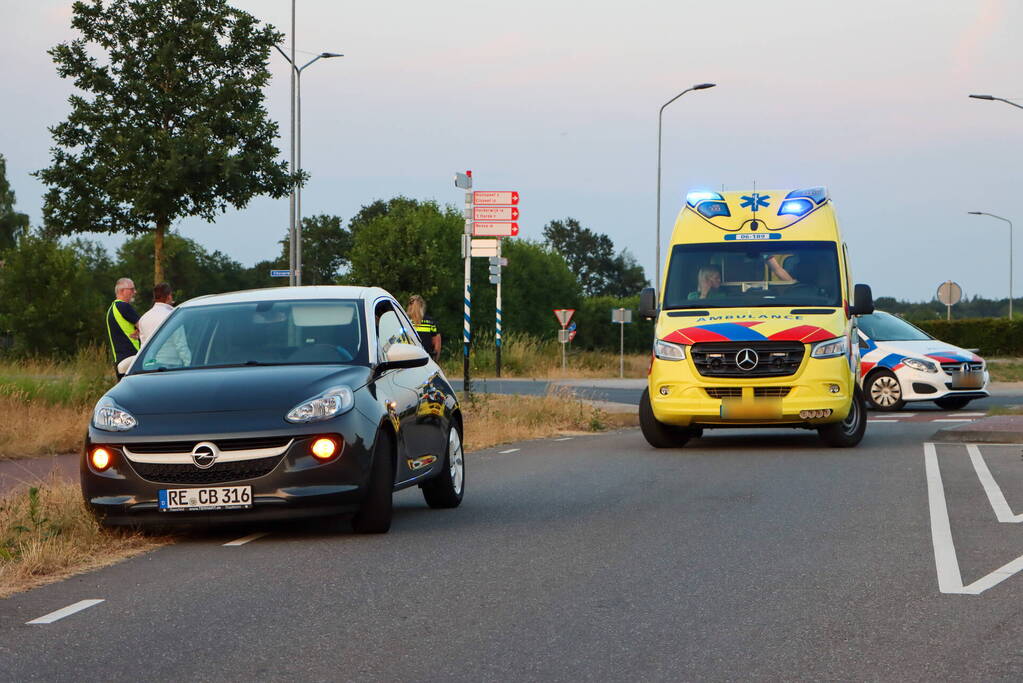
924, 442, 1023, 595
967, 444, 1023, 523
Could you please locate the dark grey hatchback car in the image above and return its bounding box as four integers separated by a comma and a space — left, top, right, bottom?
82, 286, 464, 534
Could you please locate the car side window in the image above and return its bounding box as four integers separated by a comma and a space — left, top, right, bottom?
394, 305, 425, 350
376, 303, 413, 362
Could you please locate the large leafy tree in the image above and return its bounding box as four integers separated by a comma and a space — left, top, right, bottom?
271, 214, 353, 285
543, 217, 649, 297
0, 154, 30, 251
36, 0, 294, 284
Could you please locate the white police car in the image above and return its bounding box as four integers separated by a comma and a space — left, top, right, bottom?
858, 311, 988, 411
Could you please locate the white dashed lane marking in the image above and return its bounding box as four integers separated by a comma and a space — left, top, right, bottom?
554, 437, 573, 442
498, 448, 520, 454
223, 532, 268, 547
27, 599, 104, 625
933, 419, 975, 423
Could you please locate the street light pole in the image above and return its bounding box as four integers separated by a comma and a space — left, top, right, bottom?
968, 211, 1014, 319
656, 83, 715, 296
969, 93, 1023, 110
273, 46, 343, 286
289, 1, 296, 286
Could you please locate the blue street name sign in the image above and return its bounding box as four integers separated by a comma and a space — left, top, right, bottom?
270, 269, 291, 278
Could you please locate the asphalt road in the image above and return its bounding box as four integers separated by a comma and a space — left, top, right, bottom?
2, 405, 1022, 679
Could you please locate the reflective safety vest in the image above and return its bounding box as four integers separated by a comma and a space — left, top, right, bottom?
106, 299, 140, 362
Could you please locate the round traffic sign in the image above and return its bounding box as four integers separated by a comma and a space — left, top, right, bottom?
936, 280, 962, 306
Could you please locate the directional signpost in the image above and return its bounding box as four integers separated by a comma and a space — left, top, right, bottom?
455, 171, 473, 388
458, 174, 521, 378
554, 309, 575, 370
612, 308, 633, 378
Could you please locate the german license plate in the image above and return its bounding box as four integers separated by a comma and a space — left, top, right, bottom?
720, 397, 783, 419
949, 371, 983, 389
158, 486, 252, 512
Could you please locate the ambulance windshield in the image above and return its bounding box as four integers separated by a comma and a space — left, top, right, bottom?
663, 241, 841, 309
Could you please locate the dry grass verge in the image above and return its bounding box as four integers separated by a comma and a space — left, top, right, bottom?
0, 478, 170, 598
0, 395, 90, 460
460, 388, 637, 451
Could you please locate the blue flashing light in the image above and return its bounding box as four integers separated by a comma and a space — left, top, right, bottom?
785, 186, 827, 205
778, 198, 814, 217
686, 190, 724, 206
697, 201, 731, 218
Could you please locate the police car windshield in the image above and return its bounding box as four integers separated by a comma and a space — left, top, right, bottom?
662, 241, 841, 309
133, 299, 369, 373
857, 311, 932, 341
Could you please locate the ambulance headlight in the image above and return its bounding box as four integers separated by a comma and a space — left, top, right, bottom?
810, 337, 847, 359
902, 357, 938, 373
653, 339, 687, 361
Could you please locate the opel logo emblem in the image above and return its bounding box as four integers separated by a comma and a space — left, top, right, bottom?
736, 348, 759, 371
191, 441, 219, 470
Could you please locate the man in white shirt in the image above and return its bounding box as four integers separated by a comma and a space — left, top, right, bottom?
139, 282, 191, 367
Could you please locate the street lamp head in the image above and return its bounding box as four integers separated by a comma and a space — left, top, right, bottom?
320, 52, 344, 58
967, 211, 983, 215
969, 94, 995, 100
693, 83, 716, 90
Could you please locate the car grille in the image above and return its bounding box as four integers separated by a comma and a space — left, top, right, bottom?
691, 342, 805, 378
754, 386, 791, 397
124, 436, 293, 455
128, 454, 285, 485
705, 387, 742, 398
939, 362, 984, 374
705, 387, 792, 399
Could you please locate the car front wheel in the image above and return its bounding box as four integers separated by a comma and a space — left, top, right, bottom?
639, 388, 699, 448
352, 430, 395, 534
866, 370, 905, 412
818, 386, 867, 447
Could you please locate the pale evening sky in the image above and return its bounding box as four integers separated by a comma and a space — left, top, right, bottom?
1, 0, 1020, 302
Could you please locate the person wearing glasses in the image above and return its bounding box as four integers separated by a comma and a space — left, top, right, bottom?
106, 277, 141, 379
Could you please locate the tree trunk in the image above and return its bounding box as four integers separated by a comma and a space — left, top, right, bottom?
154, 219, 167, 284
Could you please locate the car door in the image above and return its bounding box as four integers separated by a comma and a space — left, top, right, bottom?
374, 301, 427, 484
392, 304, 449, 461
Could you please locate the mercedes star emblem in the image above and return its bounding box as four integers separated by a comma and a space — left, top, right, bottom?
961, 363, 970, 374
191, 441, 219, 469
736, 348, 759, 371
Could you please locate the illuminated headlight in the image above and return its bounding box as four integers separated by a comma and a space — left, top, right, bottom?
810, 336, 847, 359
653, 339, 686, 361
902, 357, 938, 373
286, 387, 354, 423
92, 399, 137, 431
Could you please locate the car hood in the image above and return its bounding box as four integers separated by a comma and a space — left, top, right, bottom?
107, 365, 373, 415
657, 308, 844, 344
870, 340, 983, 363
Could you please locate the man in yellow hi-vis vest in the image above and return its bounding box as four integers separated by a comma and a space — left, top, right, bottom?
106, 277, 141, 379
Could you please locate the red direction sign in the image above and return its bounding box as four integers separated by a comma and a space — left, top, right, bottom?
473, 222, 519, 237
474, 191, 519, 206
553, 309, 575, 328
473, 206, 519, 221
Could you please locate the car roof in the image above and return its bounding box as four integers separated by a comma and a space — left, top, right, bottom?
178, 286, 392, 309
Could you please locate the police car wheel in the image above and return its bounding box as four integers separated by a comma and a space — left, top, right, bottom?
866, 370, 905, 412
639, 388, 694, 448
934, 396, 972, 410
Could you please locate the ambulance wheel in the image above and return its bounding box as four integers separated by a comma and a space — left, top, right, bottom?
865, 370, 905, 412
818, 386, 867, 448
639, 388, 696, 448
934, 396, 972, 410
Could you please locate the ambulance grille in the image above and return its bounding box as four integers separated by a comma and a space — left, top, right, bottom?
691, 342, 804, 378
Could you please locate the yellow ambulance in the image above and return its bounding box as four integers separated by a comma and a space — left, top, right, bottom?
638, 187, 874, 448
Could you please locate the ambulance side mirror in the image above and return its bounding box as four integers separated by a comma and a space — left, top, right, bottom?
639, 287, 659, 319
849, 284, 874, 316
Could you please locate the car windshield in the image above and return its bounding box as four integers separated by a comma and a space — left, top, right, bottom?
857, 311, 932, 341
662, 241, 842, 309
133, 299, 368, 372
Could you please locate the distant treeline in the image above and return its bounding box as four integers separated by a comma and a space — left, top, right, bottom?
875, 296, 1018, 322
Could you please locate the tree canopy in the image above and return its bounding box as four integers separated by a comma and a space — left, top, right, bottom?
543, 217, 648, 297
0, 154, 30, 251
36, 0, 294, 284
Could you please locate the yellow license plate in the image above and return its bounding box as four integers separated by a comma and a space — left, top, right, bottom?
720, 398, 783, 419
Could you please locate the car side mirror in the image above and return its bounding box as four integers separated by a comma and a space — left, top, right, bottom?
639, 287, 659, 319
849, 283, 874, 316
377, 343, 430, 373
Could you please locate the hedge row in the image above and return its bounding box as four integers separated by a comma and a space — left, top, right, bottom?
914, 318, 1023, 357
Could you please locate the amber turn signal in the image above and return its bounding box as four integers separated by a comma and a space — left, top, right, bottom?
311, 437, 339, 460
90, 447, 113, 471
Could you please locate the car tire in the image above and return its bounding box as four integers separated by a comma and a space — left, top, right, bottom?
818, 386, 867, 448
422, 423, 465, 509
352, 429, 395, 534
934, 396, 972, 410
639, 388, 697, 448
865, 370, 905, 412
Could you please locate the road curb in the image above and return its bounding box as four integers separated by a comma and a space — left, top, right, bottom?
932, 415, 1023, 444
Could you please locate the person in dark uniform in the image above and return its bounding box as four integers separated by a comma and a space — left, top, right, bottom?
106, 277, 141, 379
407, 295, 441, 361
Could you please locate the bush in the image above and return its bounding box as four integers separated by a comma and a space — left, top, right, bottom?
914, 318, 1023, 356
